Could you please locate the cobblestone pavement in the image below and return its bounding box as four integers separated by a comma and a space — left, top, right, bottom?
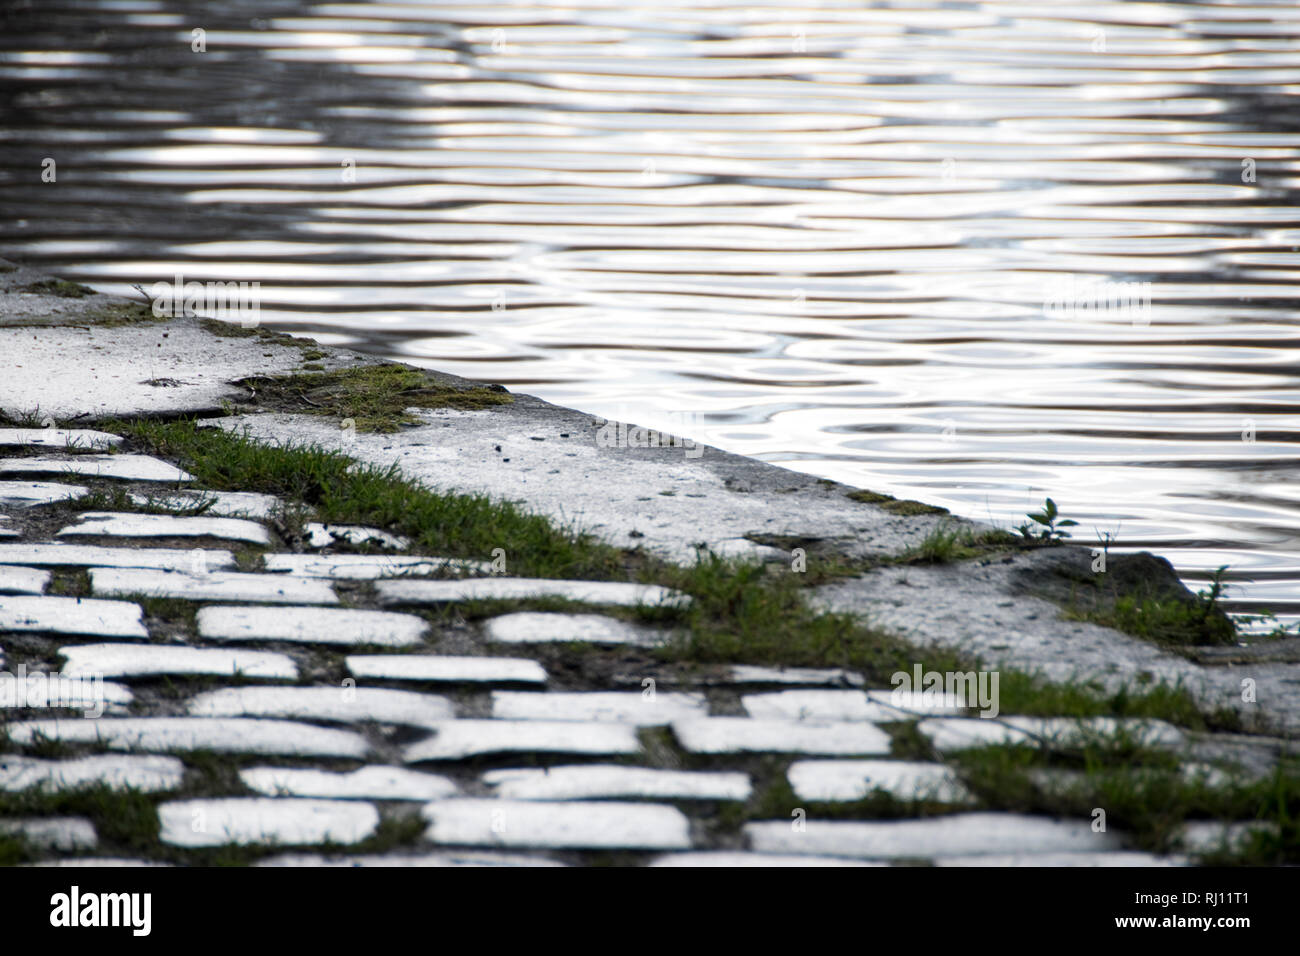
0, 426, 1290, 867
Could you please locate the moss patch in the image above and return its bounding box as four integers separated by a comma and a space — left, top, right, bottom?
22, 278, 96, 298
237, 364, 512, 432
846, 489, 948, 516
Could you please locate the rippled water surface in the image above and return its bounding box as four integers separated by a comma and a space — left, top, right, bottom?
2, 0, 1298, 626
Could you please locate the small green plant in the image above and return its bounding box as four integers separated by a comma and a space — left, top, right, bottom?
1017, 497, 1078, 543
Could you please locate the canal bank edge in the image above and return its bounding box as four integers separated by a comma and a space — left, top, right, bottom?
1, 259, 1296, 738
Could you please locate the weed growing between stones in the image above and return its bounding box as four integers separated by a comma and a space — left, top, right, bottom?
897, 522, 1022, 564
953, 742, 1300, 862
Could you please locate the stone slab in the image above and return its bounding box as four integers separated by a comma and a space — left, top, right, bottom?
159, 798, 378, 848
0, 754, 185, 793
745, 813, 1122, 859
255, 851, 564, 867
376, 577, 688, 609
0, 481, 88, 507
918, 717, 1185, 752
6, 718, 369, 758
0, 315, 366, 419
60, 643, 298, 680
935, 852, 1186, 867
197, 605, 427, 647
0, 674, 134, 713
90, 567, 338, 605
742, 690, 899, 722
187, 686, 453, 728
650, 852, 881, 867
0, 565, 50, 594
482, 611, 666, 647
0, 428, 122, 450
347, 654, 546, 685
672, 718, 891, 755
866, 689, 970, 716
422, 799, 691, 850
0, 817, 97, 852
787, 760, 973, 804
0, 455, 191, 482
240, 766, 458, 801
0, 595, 148, 638
59, 512, 270, 545
305, 523, 409, 550
727, 666, 865, 687
482, 765, 751, 801
131, 490, 279, 519
0, 543, 236, 571
263, 553, 489, 579
405, 721, 640, 762
491, 690, 707, 725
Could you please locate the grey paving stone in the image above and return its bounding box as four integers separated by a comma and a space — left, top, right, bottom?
158, 798, 379, 848
866, 689, 969, 716
91, 567, 338, 605
305, 523, 409, 550
491, 690, 707, 725
6, 718, 369, 758
1177, 821, 1276, 855
376, 577, 689, 609
0, 673, 133, 713
0, 595, 148, 638
60, 643, 298, 680
255, 851, 564, 867
0, 543, 237, 571
482, 611, 666, 647
745, 813, 1122, 859
0, 481, 88, 507
918, 716, 1185, 752
240, 766, 458, 801
0, 755, 185, 793
347, 654, 546, 685
0, 428, 123, 450
672, 718, 891, 756
59, 512, 270, 545
187, 686, 454, 728
742, 690, 899, 722
0, 455, 191, 482
28, 858, 172, 867
405, 721, 640, 762
787, 760, 973, 804
703, 538, 789, 561
263, 553, 490, 579
131, 490, 279, 519
0, 565, 50, 594
422, 799, 691, 850
650, 852, 882, 867
935, 852, 1187, 867
197, 605, 427, 647
727, 665, 865, 687
0, 817, 97, 852
482, 765, 751, 801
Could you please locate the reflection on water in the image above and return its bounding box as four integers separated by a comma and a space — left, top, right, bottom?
2, 0, 1298, 627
